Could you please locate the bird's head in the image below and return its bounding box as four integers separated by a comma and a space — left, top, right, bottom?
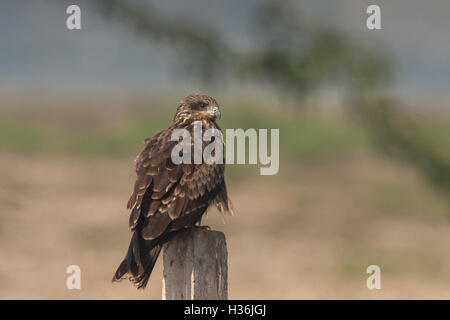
174, 93, 221, 124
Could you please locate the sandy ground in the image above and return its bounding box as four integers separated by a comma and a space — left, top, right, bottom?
0, 154, 450, 299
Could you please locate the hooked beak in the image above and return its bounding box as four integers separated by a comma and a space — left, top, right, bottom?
206, 105, 221, 120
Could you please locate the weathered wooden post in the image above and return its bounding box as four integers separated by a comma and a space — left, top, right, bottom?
162, 228, 228, 300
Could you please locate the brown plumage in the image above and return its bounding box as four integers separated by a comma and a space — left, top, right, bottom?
112, 93, 233, 289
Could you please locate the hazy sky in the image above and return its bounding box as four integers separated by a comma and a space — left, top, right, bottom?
1, 0, 449, 105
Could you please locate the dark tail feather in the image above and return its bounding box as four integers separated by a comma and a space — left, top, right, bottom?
112, 231, 163, 289
132, 244, 162, 289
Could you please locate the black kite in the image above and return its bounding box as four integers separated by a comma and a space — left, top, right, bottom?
112, 93, 232, 288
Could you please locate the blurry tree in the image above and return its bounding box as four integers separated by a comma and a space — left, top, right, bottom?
89, 0, 449, 205
354, 95, 450, 204
237, 2, 393, 97
94, 0, 230, 81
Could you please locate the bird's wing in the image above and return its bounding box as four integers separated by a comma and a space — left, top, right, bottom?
126, 128, 225, 240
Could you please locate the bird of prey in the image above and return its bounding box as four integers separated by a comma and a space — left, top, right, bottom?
112, 93, 233, 289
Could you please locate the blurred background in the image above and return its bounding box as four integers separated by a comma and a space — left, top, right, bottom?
0, 0, 449, 299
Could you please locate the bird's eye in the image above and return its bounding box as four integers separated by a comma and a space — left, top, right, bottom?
195, 103, 207, 109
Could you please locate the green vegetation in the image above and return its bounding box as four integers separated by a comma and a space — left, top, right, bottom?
1, 99, 448, 165
0, 100, 372, 161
